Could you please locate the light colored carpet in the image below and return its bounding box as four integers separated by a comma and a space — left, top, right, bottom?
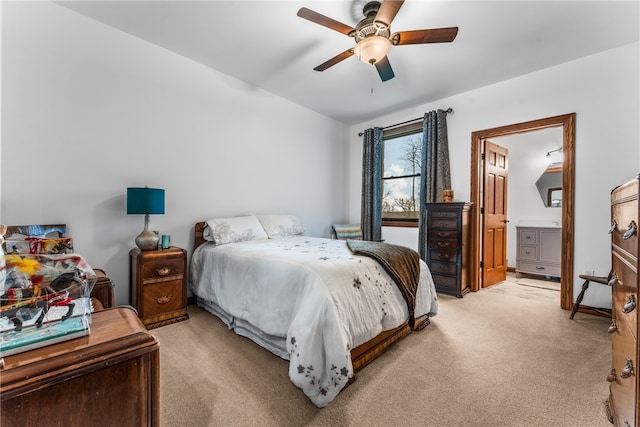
516, 276, 561, 292
152, 279, 612, 427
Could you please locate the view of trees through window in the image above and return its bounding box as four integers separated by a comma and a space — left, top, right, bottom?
382, 130, 422, 222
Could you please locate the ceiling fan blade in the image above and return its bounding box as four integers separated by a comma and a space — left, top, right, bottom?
314, 49, 355, 72
375, 0, 405, 27
393, 27, 459, 45
297, 7, 355, 36
375, 56, 395, 82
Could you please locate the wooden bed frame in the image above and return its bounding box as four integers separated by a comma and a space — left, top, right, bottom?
193, 221, 430, 374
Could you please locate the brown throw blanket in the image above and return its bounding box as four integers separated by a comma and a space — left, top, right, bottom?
347, 240, 420, 329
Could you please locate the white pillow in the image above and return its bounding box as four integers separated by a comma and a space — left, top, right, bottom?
205, 215, 268, 245
256, 214, 305, 238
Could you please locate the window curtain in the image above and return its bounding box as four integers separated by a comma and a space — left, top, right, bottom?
418, 109, 452, 259
361, 127, 383, 242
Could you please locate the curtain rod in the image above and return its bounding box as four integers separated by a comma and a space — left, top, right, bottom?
358, 107, 453, 136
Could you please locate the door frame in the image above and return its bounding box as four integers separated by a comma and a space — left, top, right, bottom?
469, 113, 576, 310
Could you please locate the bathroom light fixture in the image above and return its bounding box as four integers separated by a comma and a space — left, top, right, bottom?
545, 147, 563, 164
127, 187, 165, 250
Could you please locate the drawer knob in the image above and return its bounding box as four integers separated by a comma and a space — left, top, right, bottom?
607, 319, 618, 334
156, 294, 173, 304
156, 267, 171, 276
608, 220, 617, 234
606, 368, 616, 382
608, 272, 618, 287
620, 358, 635, 379
623, 295, 636, 314
623, 220, 637, 240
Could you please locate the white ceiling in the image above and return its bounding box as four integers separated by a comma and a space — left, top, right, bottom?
56, 0, 640, 125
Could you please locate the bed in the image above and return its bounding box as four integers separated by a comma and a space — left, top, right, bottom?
189, 215, 438, 407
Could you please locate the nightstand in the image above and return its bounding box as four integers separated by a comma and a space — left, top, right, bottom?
130, 246, 189, 329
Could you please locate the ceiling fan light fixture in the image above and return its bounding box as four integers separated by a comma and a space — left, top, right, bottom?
354, 35, 391, 65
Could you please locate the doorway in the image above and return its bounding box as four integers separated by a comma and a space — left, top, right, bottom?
469, 113, 576, 310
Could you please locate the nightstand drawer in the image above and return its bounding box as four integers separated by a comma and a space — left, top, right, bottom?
142, 258, 184, 282
142, 279, 185, 317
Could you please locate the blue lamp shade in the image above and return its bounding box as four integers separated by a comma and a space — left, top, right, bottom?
127, 187, 165, 215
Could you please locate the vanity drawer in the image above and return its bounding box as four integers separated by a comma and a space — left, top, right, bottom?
518, 245, 538, 261
518, 229, 538, 245
517, 261, 560, 277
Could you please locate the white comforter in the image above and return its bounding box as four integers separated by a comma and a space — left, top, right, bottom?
190, 236, 438, 407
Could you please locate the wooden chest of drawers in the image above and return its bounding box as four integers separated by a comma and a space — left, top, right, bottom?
424, 202, 472, 297
515, 226, 561, 278
1, 307, 159, 426
130, 246, 189, 329
607, 175, 639, 427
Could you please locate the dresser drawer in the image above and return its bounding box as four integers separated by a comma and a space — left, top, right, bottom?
431, 273, 457, 292
428, 240, 459, 251
611, 205, 638, 257
610, 327, 637, 426
612, 266, 637, 342
428, 249, 459, 263
429, 260, 458, 276
429, 230, 458, 240
142, 257, 184, 282
431, 211, 458, 219
430, 218, 458, 229
141, 279, 185, 317
611, 179, 638, 258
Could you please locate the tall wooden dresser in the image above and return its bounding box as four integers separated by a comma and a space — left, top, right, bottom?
424, 202, 472, 297
607, 175, 639, 427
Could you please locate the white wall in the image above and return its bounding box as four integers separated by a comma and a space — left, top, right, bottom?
349, 42, 640, 309
1, 2, 350, 305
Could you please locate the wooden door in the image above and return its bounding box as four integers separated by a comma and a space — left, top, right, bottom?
482, 140, 508, 287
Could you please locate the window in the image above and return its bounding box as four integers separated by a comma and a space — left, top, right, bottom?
382, 121, 423, 227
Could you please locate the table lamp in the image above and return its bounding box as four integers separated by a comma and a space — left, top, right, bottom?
127, 187, 165, 251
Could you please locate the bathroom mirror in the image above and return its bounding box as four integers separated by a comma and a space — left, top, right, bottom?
535, 162, 562, 207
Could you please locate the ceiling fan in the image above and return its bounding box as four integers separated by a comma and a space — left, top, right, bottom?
297, 0, 458, 82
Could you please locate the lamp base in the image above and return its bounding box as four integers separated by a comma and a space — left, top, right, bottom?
135, 214, 159, 251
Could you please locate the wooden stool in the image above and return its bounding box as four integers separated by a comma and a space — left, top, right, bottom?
570, 274, 611, 319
